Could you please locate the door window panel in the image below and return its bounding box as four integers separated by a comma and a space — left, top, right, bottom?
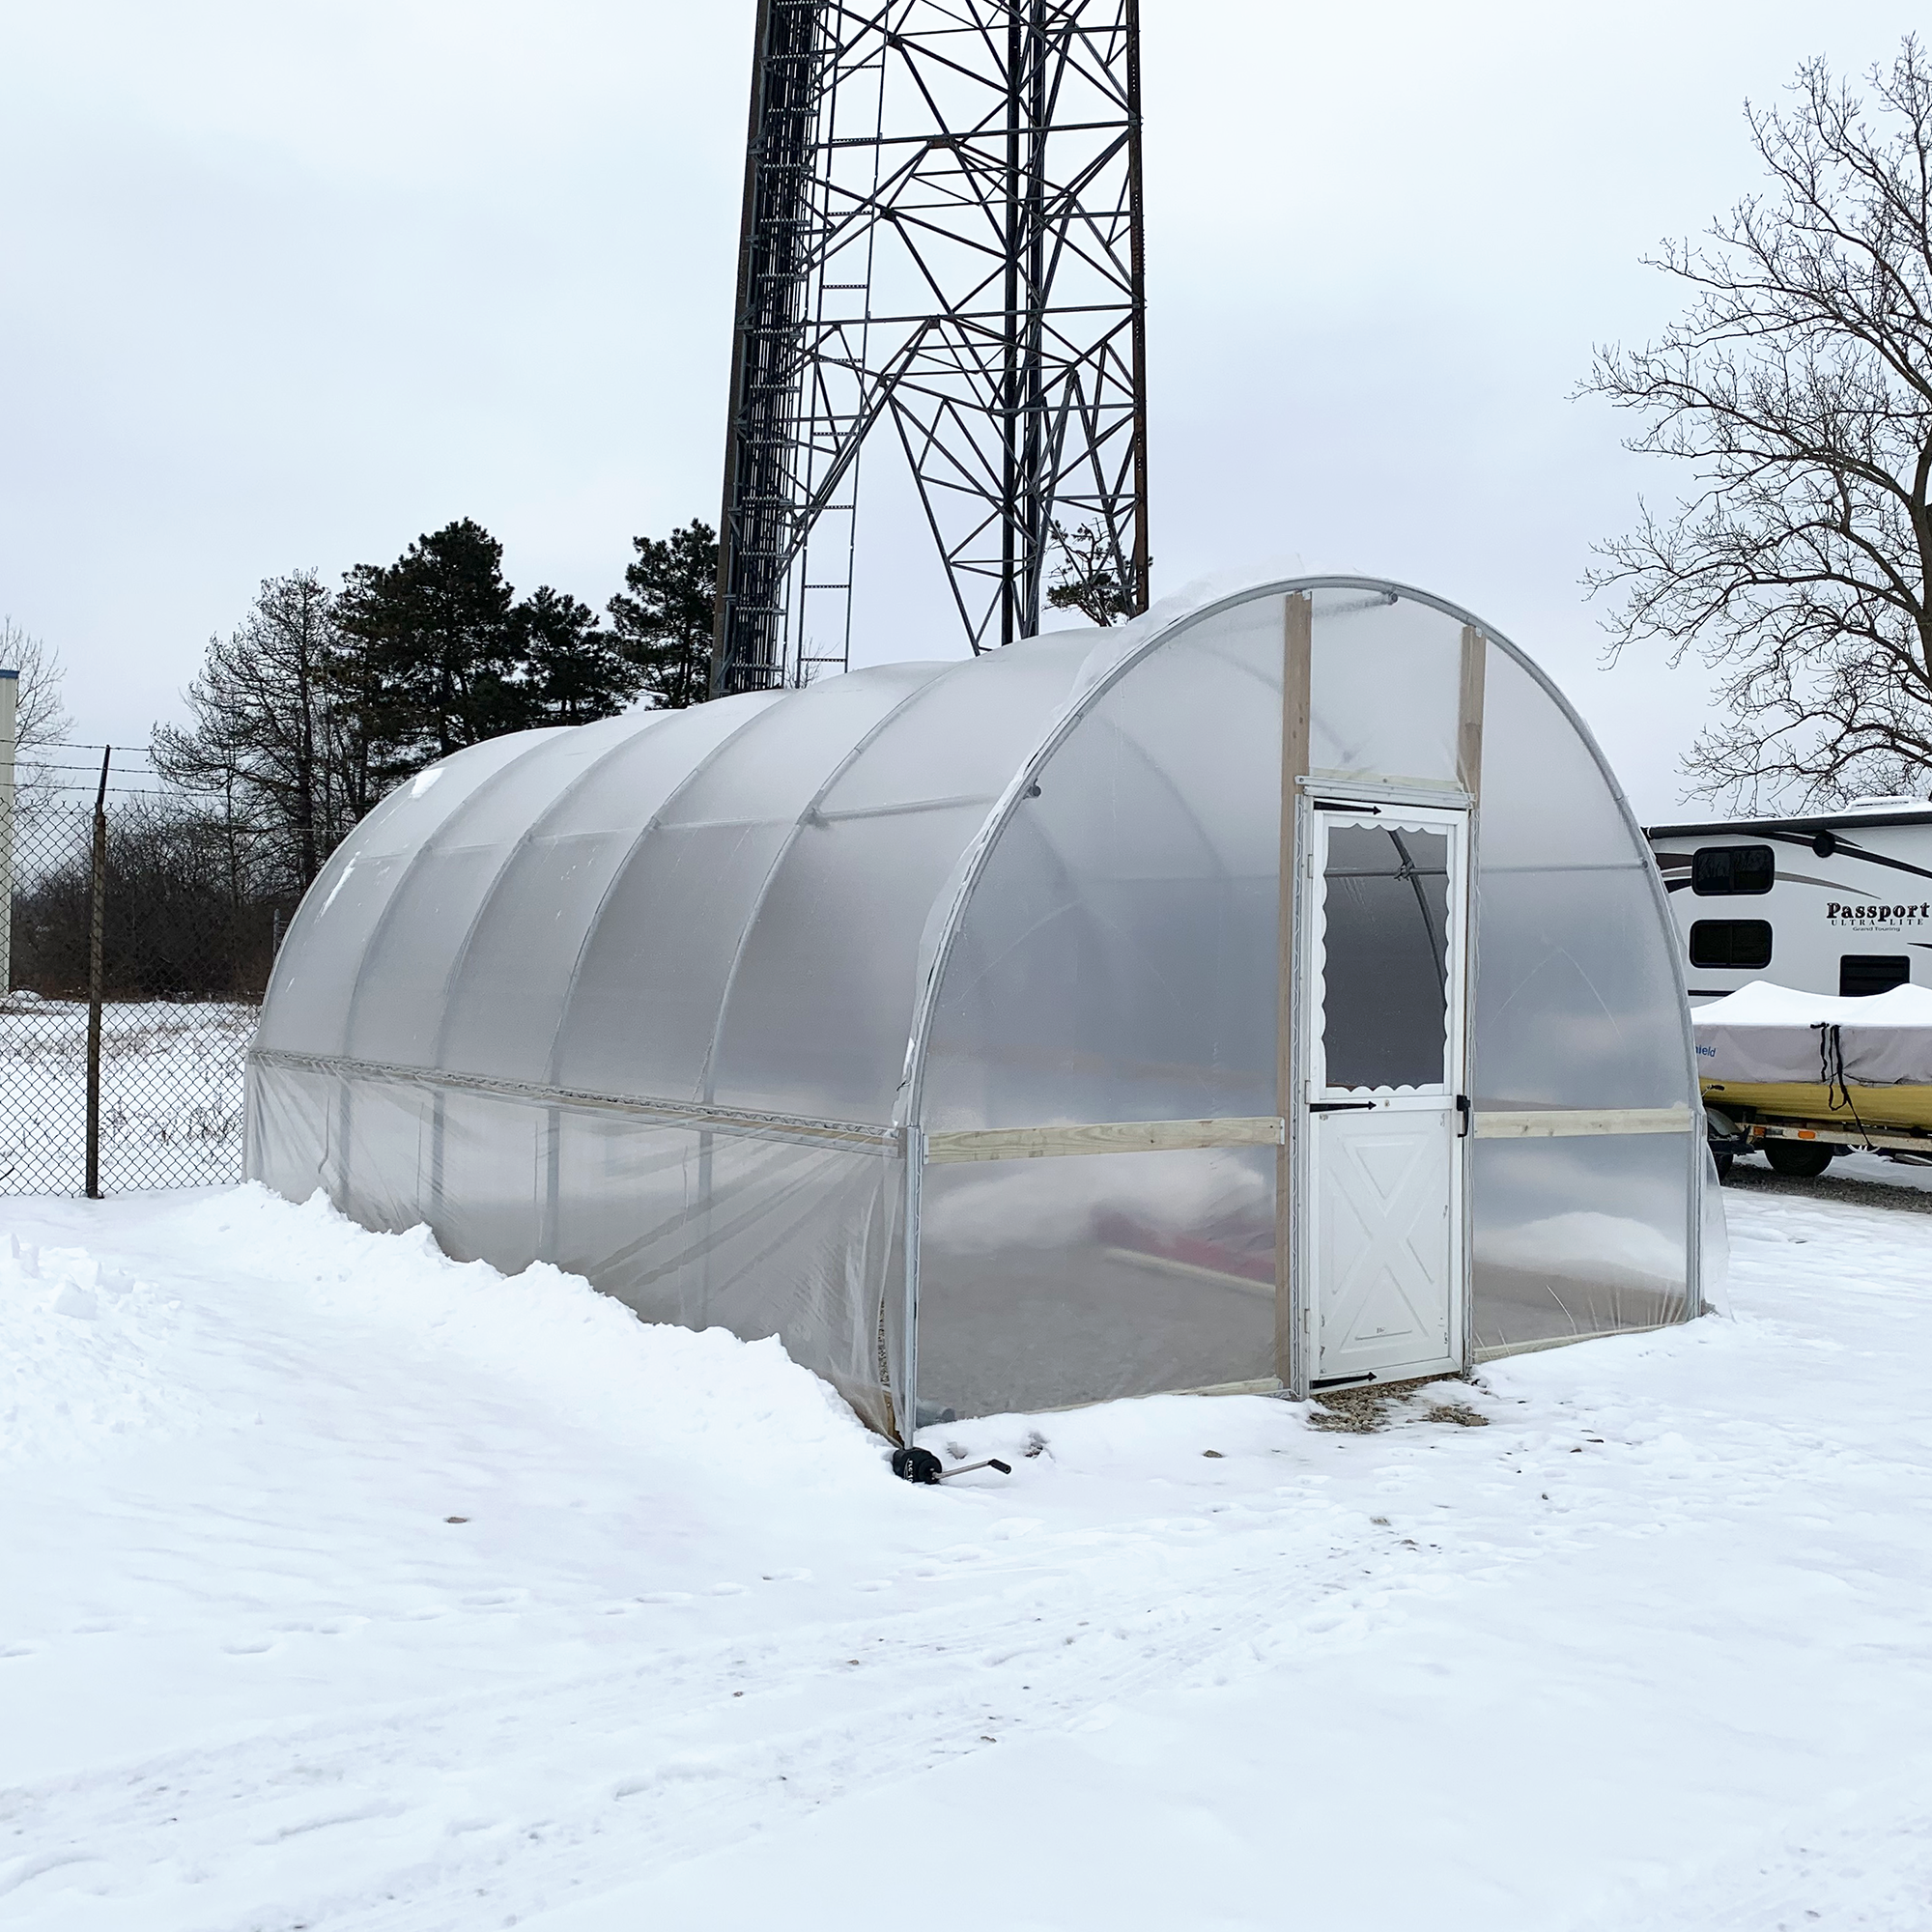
1321, 823, 1450, 1090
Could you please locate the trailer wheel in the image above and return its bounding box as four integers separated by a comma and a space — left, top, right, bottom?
1764, 1139, 1834, 1179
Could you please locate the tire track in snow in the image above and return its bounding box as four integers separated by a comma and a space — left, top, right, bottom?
1565, 1772, 1932, 1932
0, 1497, 1448, 1928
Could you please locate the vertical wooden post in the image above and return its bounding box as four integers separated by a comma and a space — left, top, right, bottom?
1457, 625, 1487, 801
1276, 594, 1313, 1391
85, 747, 111, 1201
540, 1105, 561, 1262
1455, 625, 1486, 1373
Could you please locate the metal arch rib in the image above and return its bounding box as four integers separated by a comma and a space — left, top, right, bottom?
425, 713, 683, 1073
538, 694, 788, 1092
695, 662, 965, 1110
909, 696, 1239, 1052
335, 729, 574, 1061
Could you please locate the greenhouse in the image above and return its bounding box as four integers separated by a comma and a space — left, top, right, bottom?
247, 577, 1708, 1439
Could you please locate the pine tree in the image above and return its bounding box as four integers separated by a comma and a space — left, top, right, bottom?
1044, 519, 1141, 626
607, 520, 717, 709
514, 585, 642, 724
334, 520, 524, 790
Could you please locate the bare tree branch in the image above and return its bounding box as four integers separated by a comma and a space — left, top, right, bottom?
152, 571, 358, 891
1582, 38, 1932, 809
0, 616, 72, 753
1044, 517, 1142, 626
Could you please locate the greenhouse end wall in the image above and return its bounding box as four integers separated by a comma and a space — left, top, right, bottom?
248, 576, 1704, 1436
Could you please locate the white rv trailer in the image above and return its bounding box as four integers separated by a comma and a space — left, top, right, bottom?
1645, 799, 1932, 1007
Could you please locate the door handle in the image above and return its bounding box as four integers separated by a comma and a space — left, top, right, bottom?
1308, 1101, 1377, 1114
1457, 1095, 1471, 1137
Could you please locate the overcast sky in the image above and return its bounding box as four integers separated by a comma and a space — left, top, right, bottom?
0, 0, 1919, 816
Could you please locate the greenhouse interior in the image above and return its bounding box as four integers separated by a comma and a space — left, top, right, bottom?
247, 577, 1709, 1439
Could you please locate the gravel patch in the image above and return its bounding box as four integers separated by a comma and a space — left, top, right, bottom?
1724, 1158, 1932, 1216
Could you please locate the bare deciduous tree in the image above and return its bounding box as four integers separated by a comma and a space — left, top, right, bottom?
153, 571, 357, 892
1584, 39, 1932, 809
0, 616, 74, 786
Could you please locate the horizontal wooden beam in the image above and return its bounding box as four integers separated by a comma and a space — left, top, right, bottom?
1473, 1105, 1695, 1139
924, 1116, 1285, 1164
248, 1048, 899, 1152
923, 1105, 1697, 1162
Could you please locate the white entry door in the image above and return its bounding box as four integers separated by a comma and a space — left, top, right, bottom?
1298, 801, 1469, 1391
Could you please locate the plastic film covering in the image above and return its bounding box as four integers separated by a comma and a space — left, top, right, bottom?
1469, 1135, 1690, 1355
921, 597, 1284, 1132
916, 1146, 1277, 1421
1308, 587, 1463, 788
248, 1059, 905, 1435
915, 597, 1284, 1415
251, 651, 1092, 1435
1468, 642, 1697, 1351
256, 728, 575, 1060
705, 639, 1094, 1120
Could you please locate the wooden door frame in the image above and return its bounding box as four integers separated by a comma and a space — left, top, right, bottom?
1275, 599, 1487, 1396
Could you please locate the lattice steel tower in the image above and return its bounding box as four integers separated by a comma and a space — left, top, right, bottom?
712, 0, 1148, 696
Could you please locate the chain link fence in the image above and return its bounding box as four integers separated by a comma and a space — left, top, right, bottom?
0, 751, 294, 1195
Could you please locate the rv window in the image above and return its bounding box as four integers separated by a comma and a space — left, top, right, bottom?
1691, 844, 1776, 895
1839, 954, 1910, 997
1689, 920, 1773, 970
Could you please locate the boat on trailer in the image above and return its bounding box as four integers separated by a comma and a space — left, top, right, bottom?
1693, 980, 1932, 1177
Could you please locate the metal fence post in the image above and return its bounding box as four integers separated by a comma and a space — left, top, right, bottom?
85, 747, 110, 1200
0, 667, 15, 1002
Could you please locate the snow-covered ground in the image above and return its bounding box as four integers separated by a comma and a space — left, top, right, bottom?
6, 1179, 1932, 1929
0, 997, 252, 1195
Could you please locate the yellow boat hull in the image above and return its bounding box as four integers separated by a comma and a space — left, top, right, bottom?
1700, 1079, 1932, 1132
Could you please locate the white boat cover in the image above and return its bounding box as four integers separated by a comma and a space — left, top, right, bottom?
1694, 980, 1932, 1084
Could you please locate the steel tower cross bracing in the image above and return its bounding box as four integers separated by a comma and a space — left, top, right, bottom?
712, 0, 1148, 696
